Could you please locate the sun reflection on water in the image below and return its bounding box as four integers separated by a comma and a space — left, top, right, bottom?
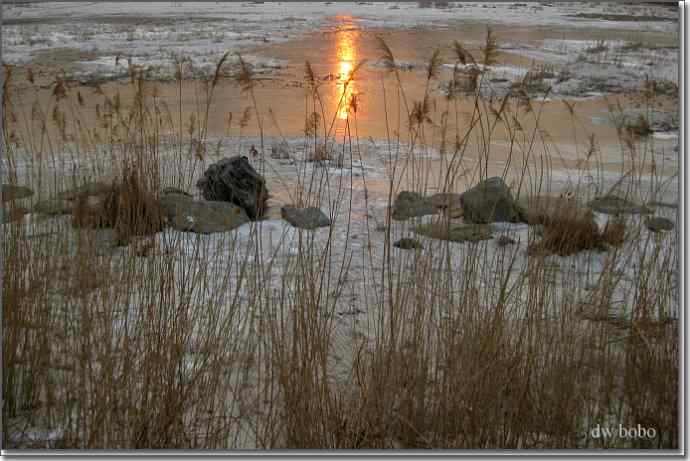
335, 27, 359, 120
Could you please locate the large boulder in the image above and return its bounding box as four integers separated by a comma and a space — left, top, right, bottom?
281, 206, 331, 230
160, 194, 250, 234
196, 156, 268, 220
460, 177, 520, 223
392, 191, 436, 221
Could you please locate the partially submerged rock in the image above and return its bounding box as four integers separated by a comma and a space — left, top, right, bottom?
161, 195, 250, 234
281, 206, 331, 230
460, 177, 520, 223
392, 191, 436, 221
645, 216, 675, 233
588, 195, 652, 215
415, 221, 491, 243
196, 156, 268, 220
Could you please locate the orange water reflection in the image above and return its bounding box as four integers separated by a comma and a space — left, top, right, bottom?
335, 26, 359, 120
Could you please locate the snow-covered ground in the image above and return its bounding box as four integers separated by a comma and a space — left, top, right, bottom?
2, 2, 679, 83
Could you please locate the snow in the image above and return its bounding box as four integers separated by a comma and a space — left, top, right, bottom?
3, 2, 678, 82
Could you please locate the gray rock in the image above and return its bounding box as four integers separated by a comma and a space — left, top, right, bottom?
281, 206, 331, 229
392, 191, 436, 221
161, 187, 192, 197
415, 221, 491, 242
2, 184, 33, 202
162, 196, 250, 234
159, 192, 195, 223
648, 201, 678, 210
588, 195, 652, 215
196, 156, 268, 220
34, 198, 74, 216
394, 238, 423, 250
645, 216, 675, 233
460, 177, 520, 223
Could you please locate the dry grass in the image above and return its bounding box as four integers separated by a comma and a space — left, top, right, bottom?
1, 30, 679, 451
625, 114, 653, 137
529, 208, 605, 256
602, 215, 627, 247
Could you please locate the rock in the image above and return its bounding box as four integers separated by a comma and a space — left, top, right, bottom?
460, 177, 520, 223
58, 181, 112, 200
428, 192, 463, 218
34, 198, 74, 215
2, 184, 33, 202
645, 216, 675, 233
270, 140, 291, 160
162, 196, 250, 234
394, 238, 423, 250
588, 195, 652, 215
516, 195, 588, 225
281, 206, 331, 229
161, 187, 192, 197
159, 192, 194, 222
3, 206, 28, 223
392, 191, 436, 221
496, 235, 516, 246
196, 156, 268, 220
648, 201, 678, 210
415, 221, 491, 242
